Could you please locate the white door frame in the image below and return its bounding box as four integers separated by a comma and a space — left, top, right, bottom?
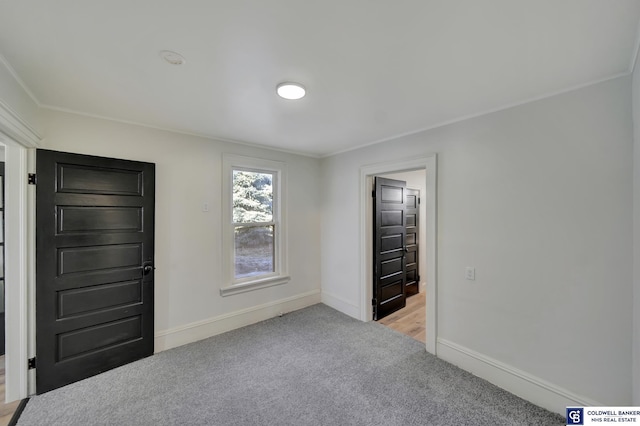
0, 106, 40, 401
359, 154, 437, 354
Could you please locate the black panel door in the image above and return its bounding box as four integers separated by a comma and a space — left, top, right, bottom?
373, 177, 406, 320
36, 149, 155, 394
405, 188, 420, 297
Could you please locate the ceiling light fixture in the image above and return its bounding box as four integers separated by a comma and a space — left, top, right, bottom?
160, 50, 186, 65
276, 82, 306, 100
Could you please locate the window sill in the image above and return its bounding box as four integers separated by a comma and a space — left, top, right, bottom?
220, 275, 291, 297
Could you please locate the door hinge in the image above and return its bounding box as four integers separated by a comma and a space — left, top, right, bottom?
372, 298, 377, 306
418, 197, 421, 205
417, 274, 421, 282
28, 173, 37, 185
28, 357, 36, 370
372, 190, 376, 198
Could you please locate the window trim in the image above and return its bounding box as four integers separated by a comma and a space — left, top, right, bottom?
220, 154, 289, 296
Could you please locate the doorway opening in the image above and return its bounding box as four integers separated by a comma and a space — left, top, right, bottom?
0, 134, 32, 403
374, 170, 426, 343
359, 155, 437, 354
0, 140, 26, 420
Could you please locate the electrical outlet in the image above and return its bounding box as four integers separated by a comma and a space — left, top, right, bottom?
203, 203, 210, 212
465, 267, 475, 280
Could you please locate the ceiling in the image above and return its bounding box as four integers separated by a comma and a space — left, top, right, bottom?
1, 1, 639, 157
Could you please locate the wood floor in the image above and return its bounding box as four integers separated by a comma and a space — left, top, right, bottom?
0, 356, 19, 426
377, 289, 426, 343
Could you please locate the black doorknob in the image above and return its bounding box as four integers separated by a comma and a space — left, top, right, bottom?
143, 265, 154, 275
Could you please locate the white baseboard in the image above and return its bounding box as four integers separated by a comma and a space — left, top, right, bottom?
321, 291, 360, 319
154, 290, 321, 352
437, 338, 602, 416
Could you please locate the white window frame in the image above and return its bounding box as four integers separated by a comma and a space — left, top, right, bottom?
220, 154, 289, 296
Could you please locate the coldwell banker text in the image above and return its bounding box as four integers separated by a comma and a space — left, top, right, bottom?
567, 408, 640, 425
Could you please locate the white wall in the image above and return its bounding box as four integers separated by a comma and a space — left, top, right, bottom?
380, 169, 427, 290
321, 76, 633, 407
40, 109, 322, 350
632, 54, 640, 406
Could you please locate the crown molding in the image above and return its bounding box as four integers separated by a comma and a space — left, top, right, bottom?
0, 53, 41, 107
0, 98, 41, 147
40, 104, 321, 158
629, 16, 640, 73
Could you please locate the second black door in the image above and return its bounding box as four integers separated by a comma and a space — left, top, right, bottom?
405, 188, 420, 297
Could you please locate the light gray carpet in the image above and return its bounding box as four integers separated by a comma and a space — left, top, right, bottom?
17, 304, 563, 425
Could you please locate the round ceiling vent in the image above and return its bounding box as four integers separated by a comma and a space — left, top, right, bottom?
160, 50, 186, 65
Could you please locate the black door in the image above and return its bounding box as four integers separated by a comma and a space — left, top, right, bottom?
373, 177, 406, 320
405, 188, 420, 297
36, 149, 155, 394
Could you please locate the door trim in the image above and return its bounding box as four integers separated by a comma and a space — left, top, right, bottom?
359, 154, 437, 354
0, 135, 32, 401
0, 98, 41, 401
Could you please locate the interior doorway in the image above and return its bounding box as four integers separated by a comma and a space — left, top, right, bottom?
359, 155, 437, 354
0, 134, 33, 403
374, 169, 426, 342
0, 141, 23, 420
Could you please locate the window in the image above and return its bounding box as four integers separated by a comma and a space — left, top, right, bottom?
233, 169, 274, 279
220, 155, 288, 296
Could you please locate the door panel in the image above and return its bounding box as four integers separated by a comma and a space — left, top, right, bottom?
56, 164, 142, 195
58, 280, 142, 319
58, 206, 143, 233
57, 316, 142, 361
36, 149, 155, 394
405, 188, 420, 296
380, 257, 403, 278
373, 177, 406, 320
